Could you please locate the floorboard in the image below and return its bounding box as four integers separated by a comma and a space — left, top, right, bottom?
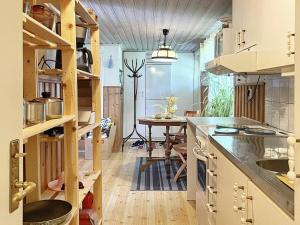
100, 143, 196, 225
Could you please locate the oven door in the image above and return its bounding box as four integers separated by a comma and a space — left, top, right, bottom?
193, 145, 209, 225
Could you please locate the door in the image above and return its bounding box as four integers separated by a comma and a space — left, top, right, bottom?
0, 1, 23, 224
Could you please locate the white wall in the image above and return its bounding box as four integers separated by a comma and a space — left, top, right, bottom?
100, 44, 122, 86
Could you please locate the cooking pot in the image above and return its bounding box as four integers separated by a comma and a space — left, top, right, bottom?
30, 5, 56, 30
23, 200, 72, 225
26, 101, 46, 125
35, 92, 63, 120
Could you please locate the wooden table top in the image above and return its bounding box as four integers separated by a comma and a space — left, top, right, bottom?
138, 116, 187, 126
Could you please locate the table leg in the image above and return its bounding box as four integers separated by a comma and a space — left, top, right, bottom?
147, 125, 153, 158
165, 125, 171, 179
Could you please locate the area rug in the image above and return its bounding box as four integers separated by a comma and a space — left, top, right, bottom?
131, 157, 187, 191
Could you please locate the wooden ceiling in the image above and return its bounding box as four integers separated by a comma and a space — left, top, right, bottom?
82, 0, 231, 52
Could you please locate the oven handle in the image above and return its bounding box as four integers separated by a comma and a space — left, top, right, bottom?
193, 147, 207, 162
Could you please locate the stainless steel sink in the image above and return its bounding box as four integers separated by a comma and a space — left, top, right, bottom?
256, 159, 289, 173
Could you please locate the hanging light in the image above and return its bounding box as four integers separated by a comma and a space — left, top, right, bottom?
152, 29, 178, 62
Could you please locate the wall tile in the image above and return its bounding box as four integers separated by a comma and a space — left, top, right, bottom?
271, 102, 280, 128
279, 103, 289, 131
289, 104, 294, 133
265, 79, 272, 102
272, 79, 280, 103
279, 78, 289, 103
289, 77, 294, 104
265, 101, 272, 125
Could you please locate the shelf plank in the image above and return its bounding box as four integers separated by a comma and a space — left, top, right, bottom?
23, 115, 75, 139
39, 69, 63, 76
77, 69, 100, 79
35, 0, 98, 27
41, 169, 102, 204
75, 0, 98, 27
40, 134, 64, 142
78, 123, 101, 137
23, 13, 72, 49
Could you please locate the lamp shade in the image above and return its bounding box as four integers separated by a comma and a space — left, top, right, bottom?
151, 45, 178, 62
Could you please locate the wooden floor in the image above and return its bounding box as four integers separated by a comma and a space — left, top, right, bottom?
101, 143, 196, 225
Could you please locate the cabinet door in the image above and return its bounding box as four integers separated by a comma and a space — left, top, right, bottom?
257, 0, 295, 70
0, 2, 23, 224
232, 0, 243, 53
247, 181, 294, 225
214, 145, 249, 225
240, 0, 257, 51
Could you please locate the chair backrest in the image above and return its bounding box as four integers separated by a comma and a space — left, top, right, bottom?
184, 110, 199, 117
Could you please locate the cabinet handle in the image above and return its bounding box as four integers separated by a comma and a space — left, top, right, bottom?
207, 185, 217, 194
208, 153, 217, 160
237, 32, 241, 46
241, 30, 246, 44
287, 32, 296, 57
207, 169, 217, 177
206, 203, 217, 213
241, 218, 253, 224
233, 183, 244, 191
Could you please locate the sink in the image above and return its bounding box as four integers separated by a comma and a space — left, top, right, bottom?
256, 159, 289, 173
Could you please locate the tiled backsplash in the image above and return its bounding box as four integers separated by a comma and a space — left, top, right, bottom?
235, 75, 294, 133
264, 76, 294, 132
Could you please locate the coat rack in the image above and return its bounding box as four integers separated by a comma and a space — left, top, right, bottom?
122, 59, 147, 151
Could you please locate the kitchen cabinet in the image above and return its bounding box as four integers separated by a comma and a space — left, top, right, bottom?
213, 144, 249, 225
232, 0, 257, 52
246, 181, 294, 225
256, 0, 295, 71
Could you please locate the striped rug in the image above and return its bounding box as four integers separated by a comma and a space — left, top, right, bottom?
131, 157, 187, 191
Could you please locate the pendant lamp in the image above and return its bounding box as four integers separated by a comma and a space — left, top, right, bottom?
152, 29, 178, 62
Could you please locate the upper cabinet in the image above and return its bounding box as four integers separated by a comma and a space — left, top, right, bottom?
232, 0, 257, 53
256, 0, 295, 71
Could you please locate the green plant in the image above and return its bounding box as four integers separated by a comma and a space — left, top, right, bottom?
203, 87, 233, 117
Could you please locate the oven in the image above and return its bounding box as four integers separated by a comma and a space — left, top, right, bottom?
193, 134, 217, 225
193, 135, 209, 225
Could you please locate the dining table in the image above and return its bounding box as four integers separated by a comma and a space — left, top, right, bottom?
138, 116, 187, 178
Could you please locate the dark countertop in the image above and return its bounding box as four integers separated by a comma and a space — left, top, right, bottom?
208, 132, 294, 218
186, 117, 261, 134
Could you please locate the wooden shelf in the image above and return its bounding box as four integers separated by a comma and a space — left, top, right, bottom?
38, 68, 99, 80
23, 115, 75, 139
40, 134, 64, 142
23, 13, 72, 49
35, 0, 98, 27
78, 123, 101, 137
77, 69, 100, 79
39, 69, 63, 76
41, 169, 102, 203
75, 0, 98, 27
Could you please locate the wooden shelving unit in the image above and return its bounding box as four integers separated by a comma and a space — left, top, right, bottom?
23, 1, 102, 225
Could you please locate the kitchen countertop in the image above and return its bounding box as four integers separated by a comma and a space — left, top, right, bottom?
208, 132, 294, 218
186, 117, 261, 135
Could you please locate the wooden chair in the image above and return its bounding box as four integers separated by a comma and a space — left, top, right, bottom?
172, 143, 187, 182
166, 110, 199, 146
